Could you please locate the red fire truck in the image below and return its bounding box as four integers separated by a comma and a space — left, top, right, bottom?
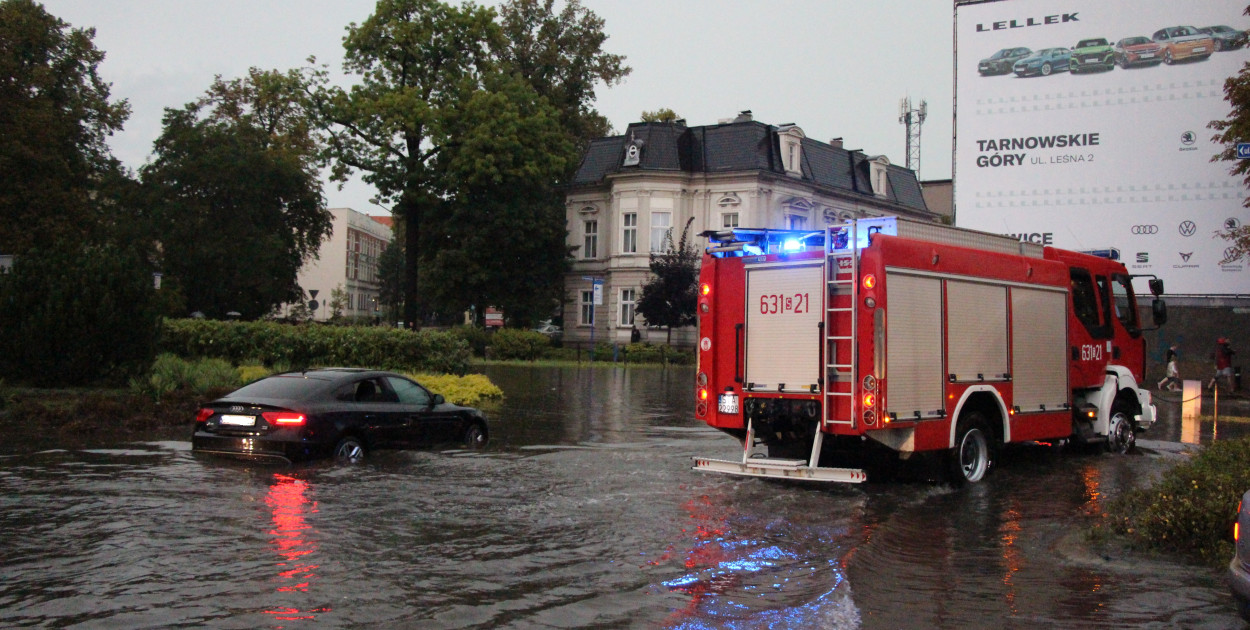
692, 217, 1167, 483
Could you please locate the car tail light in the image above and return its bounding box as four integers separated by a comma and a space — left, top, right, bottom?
195, 408, 214, 423
1237, 500, 1243, 543
263, 411, 306, 426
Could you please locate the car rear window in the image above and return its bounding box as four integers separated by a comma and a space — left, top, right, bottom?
226, 374, 331, 400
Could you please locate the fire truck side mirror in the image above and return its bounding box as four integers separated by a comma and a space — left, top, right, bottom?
1152, 298, 1168, 327
1148, 278, 1164, 296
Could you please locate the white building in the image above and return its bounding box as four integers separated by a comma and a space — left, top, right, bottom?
564, 113, 938, 348
290, 207, 392, 320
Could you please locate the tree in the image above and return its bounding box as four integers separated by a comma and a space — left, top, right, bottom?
496, 0, 631, 145
376, 238, 405, 316
0, 241, 160, 386
1208, 4, 1250, 263
142, 69, 331, 319
640, 108, 681, 123
0, 0, 130, 254
637, 217, 699, 344
315, 0, 499, 327
423, 72, 574, 325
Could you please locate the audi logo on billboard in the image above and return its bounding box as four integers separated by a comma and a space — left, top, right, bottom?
1178, 221, 1197, 237
1131, 225, 1159, 235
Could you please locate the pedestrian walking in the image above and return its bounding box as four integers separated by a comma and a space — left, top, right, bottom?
1206, 337, 1236, 392
1157, 345, 1180, 391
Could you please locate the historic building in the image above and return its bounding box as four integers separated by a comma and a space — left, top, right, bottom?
563, 112, 937, 348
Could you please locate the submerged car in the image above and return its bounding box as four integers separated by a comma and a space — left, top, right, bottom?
1113, 36, 1164, 67
1151, 26, 1214, 64
1233, 490, 1250, 622
1199, 25, 1248, 51
192, 368, 489, 463
1070, 38, 1115, 73
1013, 47, 1071, 77
978, 47, 1032, 75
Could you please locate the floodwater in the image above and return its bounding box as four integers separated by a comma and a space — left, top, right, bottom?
0, 365, 1245, 629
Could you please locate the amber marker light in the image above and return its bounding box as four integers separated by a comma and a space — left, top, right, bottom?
862, 274, 877, 290
863, 393, 876, 408
701, 283, 711, 296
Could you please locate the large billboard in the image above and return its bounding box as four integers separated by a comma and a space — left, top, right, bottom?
954, 0, 1250, 296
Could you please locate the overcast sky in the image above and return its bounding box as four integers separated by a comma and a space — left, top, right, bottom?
39, 0, 955, 215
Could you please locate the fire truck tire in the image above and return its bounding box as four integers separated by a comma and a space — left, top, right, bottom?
1105, 399, 1137, 454
949, 413, 993, 484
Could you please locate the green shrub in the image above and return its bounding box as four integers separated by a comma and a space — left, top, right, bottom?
1103, 436, 1250, 564
237, 364, 272, 384
409, 372, 504, 406
134, 354, 246, 399
160, 319, 471, 374
0, 241, 161, 386
487, 328, 549, 361
448, 325, 492, 357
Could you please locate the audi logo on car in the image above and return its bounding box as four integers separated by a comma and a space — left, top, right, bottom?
1131, 225, 1159, 234
1178, 221, 1197, 237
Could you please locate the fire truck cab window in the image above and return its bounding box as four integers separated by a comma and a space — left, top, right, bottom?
1111, 274, 1140, 335
1070, 268, 1111, 339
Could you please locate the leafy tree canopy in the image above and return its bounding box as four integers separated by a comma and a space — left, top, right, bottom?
1209, 4, 1250, 263
496, 0, 631, 144
637, 217, 700, 343
142, 69, 331, 320
0, 0, 130, 253
640, 108, 681, 123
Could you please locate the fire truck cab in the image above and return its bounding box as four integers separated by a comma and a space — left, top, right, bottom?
693, 217, 1166, 483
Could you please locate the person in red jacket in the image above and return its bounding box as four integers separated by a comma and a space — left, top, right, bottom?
1207, 337, 1236, 392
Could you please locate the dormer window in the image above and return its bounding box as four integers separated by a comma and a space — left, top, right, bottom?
778, 125, 805, 177
868, 155, 891, 197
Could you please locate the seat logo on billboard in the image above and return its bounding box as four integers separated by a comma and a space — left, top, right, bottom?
1131, 225, 1158, 235
1179, 221, 1197, 237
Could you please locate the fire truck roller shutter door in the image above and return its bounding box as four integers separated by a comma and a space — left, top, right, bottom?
947, 281, 1008, 382
1011, 286, 1069, 412
886, 273, 944, 419
744, 263, 824, 392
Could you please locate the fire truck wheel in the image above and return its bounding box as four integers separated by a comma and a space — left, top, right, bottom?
949, 413, 993, 484
1105, 402, 1137, 454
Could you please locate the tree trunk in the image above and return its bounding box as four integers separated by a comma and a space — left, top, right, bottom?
401, 195, 422, 329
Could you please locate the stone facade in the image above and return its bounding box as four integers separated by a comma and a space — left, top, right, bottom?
564, 114, 938, 348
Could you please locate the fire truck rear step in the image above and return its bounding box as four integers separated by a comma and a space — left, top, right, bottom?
691, 457, 868, 483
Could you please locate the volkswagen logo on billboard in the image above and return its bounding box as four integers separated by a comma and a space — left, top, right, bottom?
1224, 247, 1241, 264
1131, 225, 1159, 235
1178, 221, 1197, 237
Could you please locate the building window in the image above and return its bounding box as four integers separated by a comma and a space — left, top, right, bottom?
786, 215, 807, 230
580, 289, 595, 325
620, 288, 636, 326
650, 211, 672, 252
583, 220, 598, 259
722, 213, 739, 228
622, 213, 637, 253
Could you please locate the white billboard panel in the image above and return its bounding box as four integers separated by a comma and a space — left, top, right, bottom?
954, 0, 1250, 295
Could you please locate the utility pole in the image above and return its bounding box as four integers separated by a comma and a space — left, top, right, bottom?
898, 97, 927, 175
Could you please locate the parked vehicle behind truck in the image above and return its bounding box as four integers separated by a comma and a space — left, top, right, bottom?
692, 217, 1166, 484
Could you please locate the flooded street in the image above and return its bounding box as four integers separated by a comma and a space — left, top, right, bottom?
0, 365, 1245, 628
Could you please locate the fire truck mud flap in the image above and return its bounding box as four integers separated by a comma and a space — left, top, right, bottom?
691, 457, 868, 483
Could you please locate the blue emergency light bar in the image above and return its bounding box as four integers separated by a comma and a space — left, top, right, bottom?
1079, 248, 1121, 261
701, 217, 902, 258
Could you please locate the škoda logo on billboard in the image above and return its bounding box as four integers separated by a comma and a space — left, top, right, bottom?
975, 133, 1100, 168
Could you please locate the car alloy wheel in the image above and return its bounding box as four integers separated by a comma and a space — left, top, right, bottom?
334, 436, 365, 462
1041, 63, 1052, 76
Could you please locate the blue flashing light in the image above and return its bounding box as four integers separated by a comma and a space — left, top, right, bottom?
782, 239, 803, 252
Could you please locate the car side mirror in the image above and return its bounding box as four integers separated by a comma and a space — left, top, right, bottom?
1149, 278, 1164, 296
1152, 298, 1167, 327
432, 393, 445, 407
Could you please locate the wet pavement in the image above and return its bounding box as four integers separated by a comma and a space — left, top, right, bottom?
0, 364, 1245, 628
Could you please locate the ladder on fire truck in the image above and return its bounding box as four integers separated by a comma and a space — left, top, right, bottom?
825, 221, 859, 430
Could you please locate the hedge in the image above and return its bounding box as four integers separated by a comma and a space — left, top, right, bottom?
160, 319, 471, 375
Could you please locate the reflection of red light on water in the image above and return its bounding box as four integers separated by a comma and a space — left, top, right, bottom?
263, 474, 328, 623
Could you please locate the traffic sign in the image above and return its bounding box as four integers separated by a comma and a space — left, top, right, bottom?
1237, 143, 1250, 159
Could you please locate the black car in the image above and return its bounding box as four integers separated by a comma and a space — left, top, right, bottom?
1233, 489, 1250, 622
192, 368, 489, 463
979, 47, 1032, 75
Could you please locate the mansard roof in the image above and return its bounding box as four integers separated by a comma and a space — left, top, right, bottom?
571, 119, 930, 214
